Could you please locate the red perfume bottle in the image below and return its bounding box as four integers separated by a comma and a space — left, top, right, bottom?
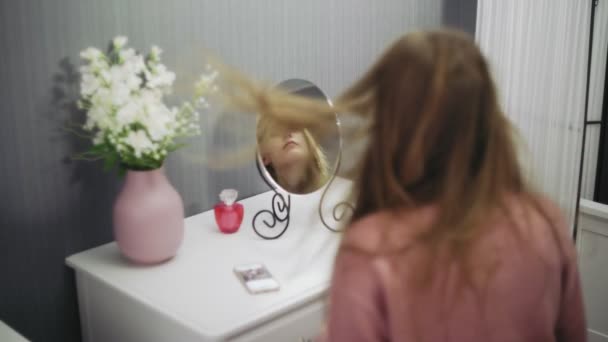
214, 189, 244, 234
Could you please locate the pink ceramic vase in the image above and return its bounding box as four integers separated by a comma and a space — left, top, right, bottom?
113, 168, 184, 264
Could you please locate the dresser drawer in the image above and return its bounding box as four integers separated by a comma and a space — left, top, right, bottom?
230, 299, 325, 342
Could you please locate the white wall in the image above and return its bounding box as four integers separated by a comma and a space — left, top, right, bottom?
476, 0, 591, 228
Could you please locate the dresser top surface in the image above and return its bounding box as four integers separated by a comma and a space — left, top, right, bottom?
66, 178, 351, 339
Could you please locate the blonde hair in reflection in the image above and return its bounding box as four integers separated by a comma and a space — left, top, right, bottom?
256, 115, 329, 194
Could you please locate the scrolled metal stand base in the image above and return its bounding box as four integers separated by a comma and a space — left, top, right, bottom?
318, 148, 354, 232
251, 191, 291, 240
251, 154, 292, 240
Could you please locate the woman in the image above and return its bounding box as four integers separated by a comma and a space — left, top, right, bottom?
256, 115, 329, 193
219, 29, 586, 341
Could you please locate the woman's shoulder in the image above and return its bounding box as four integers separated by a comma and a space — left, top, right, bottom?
507, 193, 571, 240
341, 194, 572, 256
341, 206, 437, 255
340, 213, 388, 254
520, 193, 566, 223
516, 193, 575, 256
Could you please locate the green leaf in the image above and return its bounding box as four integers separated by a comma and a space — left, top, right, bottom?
88, 143, 108, 154
103, 152, 117, 172
117, 165, 127, 177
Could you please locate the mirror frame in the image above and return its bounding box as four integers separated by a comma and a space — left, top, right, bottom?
251, 79, 347, 239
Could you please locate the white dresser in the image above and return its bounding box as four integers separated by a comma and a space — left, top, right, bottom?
577, 199, 608, 342
65, 179, 351, 342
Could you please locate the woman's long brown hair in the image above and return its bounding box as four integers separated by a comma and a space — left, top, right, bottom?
348, 30, 525, 240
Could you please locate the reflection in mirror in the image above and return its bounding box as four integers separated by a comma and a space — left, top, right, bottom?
256, 79, 340, 194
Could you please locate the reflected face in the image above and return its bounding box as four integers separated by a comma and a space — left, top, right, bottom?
255, 79, 339, 194
260, 126, 310, 170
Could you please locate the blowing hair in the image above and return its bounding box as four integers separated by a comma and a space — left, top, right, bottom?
213, 29, 557, 288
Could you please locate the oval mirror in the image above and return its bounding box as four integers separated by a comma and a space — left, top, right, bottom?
256, 79, 341, 194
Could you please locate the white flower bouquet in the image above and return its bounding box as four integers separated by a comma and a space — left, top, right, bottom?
76, 36, 202, 172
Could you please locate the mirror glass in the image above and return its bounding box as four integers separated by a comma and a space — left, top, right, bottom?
256, 79, 340, 194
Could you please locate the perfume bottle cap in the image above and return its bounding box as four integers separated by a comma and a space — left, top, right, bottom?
219, 189, 238, 206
